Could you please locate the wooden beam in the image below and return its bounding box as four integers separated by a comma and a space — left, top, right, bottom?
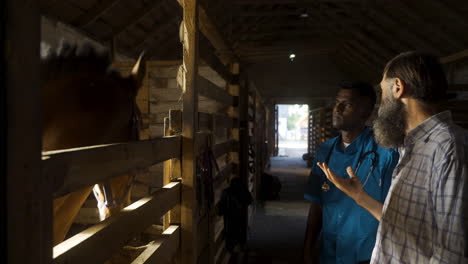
213, 114, 238, 130
237, 29, 333, 40
198, 112, 238, 129
353, 31, 393, 63
53, 182, 181, 264
198, 4, 236, 63
334, 50, 374, 81
341, 47, 376, 78
233, 0, 358, 5
343, 41, 381, 81
199, 33, 234, 83
5, 0, 51, 264
130, 225, 180, 264
441, 49, 468, 64
319, 9, 393, 64
44, 136, 181, 197
72, 0, 122, 28
198, 75, 236, 106
343, 42, 382, 73
213, 140, 237, 158
232, 19, 362, 34
231, 16, 272, 49
370, 4, 439, 53
363, 13, 410, 54
109, 0, 168, 38
238, 38, 338, 50
390, 0, 459, 54
180, 0, 199, 263
239, 51, 329, 62
131, 16, 179, 54
145, 35, 181, 60
236, 10, 303, 17
419, 0, 467, 49
177, 0, 237, 61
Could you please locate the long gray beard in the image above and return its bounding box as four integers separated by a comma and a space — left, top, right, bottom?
373, 97, 407, 148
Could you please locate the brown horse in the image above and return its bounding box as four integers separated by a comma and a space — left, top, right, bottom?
41, 42, 145, 245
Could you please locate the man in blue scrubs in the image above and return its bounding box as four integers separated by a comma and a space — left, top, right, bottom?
303, 82, 398, 264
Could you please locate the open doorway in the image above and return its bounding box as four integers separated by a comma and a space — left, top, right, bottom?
276, 104, 309, 158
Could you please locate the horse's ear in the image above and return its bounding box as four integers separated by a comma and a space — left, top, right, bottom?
131, 51, 146, 90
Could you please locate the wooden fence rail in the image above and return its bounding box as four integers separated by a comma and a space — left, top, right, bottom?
198, 75, 237, 106
43, 136, 181, 196
131, 225, 181, 264
53, 182, 181, 264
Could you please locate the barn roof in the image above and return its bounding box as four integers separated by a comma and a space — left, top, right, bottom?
40, 0, 468, 98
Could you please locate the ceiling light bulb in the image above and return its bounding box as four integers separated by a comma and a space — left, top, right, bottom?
289, 53, 296, 61
300, 13, 309, 18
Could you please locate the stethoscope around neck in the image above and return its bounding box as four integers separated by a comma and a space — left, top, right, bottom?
321, 138, 379, 192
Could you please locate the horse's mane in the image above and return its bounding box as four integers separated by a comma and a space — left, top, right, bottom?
41, 41, 122, 82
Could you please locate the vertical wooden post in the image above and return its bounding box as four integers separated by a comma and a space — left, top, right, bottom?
169, 110, 183, 225
181, 0, 199, 263
163, 117, 172, 230
227, 63, 240, 169
5, 1, 52, 264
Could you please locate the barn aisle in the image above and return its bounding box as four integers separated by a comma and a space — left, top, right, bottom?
246, 157, 311, 264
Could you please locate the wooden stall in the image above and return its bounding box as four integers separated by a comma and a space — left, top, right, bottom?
5, 0, 263, 264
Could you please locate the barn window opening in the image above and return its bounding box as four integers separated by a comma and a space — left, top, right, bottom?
276, 104, 309, 158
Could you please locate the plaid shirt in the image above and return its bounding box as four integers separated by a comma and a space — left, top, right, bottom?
371, 111, 468, 263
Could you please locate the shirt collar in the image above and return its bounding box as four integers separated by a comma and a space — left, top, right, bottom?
337, 127, 371, 154
404, 110, 453, 146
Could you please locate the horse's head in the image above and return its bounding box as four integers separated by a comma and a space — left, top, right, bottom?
41, 42, 146, 151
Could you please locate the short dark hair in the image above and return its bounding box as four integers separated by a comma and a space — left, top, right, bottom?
383, 51, 448, 103
338, 81, 377, 110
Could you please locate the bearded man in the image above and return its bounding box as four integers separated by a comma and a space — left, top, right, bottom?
318, 51, 468, 263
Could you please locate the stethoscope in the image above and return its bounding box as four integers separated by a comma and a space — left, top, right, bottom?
321, 138, 379, 192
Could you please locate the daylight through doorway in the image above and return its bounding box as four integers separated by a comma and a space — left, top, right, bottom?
276, 104, 308, 158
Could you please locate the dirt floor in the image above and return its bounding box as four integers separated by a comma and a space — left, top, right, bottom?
245, 157, 311, 264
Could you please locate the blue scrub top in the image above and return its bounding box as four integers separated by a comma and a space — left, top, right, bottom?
304, 128, 398, 264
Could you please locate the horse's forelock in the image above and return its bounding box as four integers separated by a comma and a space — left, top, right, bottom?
41, 41, 120, 82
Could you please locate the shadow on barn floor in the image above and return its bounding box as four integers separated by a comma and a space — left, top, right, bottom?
243, 157, 311, 264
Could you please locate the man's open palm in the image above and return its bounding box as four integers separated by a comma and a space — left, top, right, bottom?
317, 162, 364, 202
